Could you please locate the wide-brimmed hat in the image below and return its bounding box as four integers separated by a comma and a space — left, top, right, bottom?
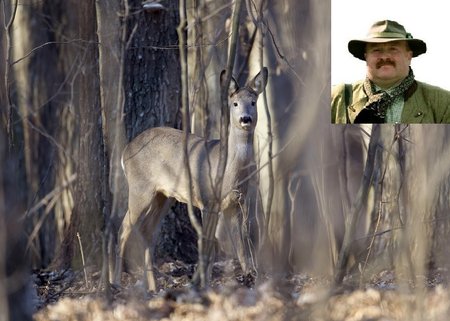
348, 20, 427, 60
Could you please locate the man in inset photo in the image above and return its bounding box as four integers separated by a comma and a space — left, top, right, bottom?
331, 20, 450, 124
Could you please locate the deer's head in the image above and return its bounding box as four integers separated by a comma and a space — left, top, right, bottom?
220, 68, 268, 132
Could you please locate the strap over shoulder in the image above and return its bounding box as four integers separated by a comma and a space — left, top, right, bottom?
344, 83, 352, 108
344, 83, 352, 123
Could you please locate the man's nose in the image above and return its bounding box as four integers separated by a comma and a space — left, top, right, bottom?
377, 48, 394, 58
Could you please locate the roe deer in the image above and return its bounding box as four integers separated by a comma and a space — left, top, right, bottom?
116, 67, 268, 291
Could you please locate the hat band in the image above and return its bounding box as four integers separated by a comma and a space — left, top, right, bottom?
369, 31, 407, 39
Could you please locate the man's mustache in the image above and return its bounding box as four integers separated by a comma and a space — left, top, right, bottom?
376, 59, 396, 69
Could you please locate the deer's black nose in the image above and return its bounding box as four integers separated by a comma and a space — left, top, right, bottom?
240, 116, 252, 124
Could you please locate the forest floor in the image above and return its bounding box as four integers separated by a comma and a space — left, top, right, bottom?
32, 259, 450, 321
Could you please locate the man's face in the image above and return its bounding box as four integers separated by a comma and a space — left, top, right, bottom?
364, 41, 413, 89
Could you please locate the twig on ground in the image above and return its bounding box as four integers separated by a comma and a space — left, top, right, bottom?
77, 233, 89, 288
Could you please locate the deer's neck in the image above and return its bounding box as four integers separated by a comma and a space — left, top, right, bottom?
227, 128, 254, 165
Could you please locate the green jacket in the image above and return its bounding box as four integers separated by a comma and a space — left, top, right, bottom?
331, 80, 450, 123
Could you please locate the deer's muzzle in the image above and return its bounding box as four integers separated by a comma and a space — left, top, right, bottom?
240, 116, 253, 126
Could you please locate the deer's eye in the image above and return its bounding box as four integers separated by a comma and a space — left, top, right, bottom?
251, 101, 255, 106
233, 102, 238, 107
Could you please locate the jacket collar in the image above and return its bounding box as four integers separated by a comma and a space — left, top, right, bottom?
347, 80, 419, 123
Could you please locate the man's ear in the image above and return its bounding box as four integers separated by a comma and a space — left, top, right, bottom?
407, 50, 413, 60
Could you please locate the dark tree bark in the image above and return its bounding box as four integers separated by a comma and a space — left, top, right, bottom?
124, 0, 182, 138
0, 115, 33, 321
66, 0, 106, 269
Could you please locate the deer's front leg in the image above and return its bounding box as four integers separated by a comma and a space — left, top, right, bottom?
218, 204, 256, 277
193, 208, 219, 288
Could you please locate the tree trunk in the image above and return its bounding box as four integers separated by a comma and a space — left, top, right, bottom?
255, 0, 324, 274
124, 0, 182, 138
95, 0, 128, 284
0, 2, 7, 131
11, 0, 78, 268
0, 111, 32, 321
66, 0, 106, 269
187, 0, 230, 139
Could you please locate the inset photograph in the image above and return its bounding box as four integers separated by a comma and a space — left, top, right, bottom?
331, 0, 450, 123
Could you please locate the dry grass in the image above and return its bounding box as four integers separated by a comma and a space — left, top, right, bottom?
33, 259, 450, 321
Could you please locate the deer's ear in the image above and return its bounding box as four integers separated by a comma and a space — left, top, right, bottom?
248, 67, 268, 94
220, 69, 239, 96
229, 76, 239, 95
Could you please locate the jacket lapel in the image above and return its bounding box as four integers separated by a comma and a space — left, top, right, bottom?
401, 94, 425, 123
401, 82, 426, 123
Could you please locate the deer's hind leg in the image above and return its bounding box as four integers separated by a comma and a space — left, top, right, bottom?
140, 192, 174, 291
116, 188, 170, 291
